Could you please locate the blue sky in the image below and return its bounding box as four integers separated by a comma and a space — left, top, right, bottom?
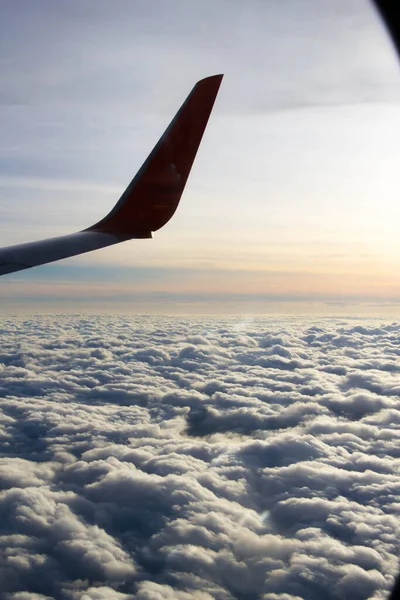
1, 0, 400, 314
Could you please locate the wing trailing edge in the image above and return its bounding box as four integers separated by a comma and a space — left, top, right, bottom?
0, 74, 223, 277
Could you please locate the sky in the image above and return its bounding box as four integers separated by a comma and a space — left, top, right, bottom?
1, 0, 400, 314
1, 314, 400, 599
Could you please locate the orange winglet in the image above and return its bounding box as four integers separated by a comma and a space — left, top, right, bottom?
86, 74, 223, 238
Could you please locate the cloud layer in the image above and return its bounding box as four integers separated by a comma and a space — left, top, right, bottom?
0, 315, 399, 599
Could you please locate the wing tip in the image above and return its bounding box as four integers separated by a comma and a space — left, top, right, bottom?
196, 74, 224, 87
87, 74, 224, 238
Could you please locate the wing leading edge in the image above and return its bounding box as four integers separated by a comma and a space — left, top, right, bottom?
0, 74, 223, 277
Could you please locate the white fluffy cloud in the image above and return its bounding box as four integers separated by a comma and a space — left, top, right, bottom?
0, 315, 399, 599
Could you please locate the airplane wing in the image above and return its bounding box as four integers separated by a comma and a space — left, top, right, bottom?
0, 74, 223, 277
